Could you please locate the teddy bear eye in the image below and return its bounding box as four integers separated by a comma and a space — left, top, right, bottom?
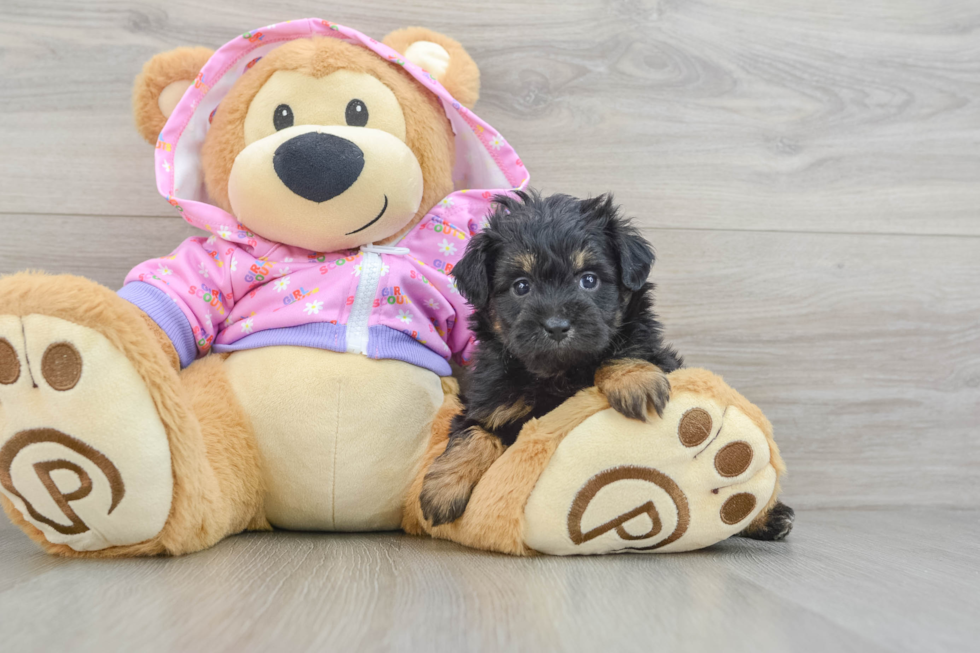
345, 99, 369, 127
273, 104, 294, 131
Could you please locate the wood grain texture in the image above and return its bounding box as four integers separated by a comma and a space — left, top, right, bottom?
1, 510, 977, 652
0, 0, 978, 235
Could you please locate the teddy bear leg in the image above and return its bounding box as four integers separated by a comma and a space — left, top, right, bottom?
0, 272, 264, 557
406, 367, 788, 556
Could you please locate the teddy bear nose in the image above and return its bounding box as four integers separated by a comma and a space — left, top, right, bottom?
273, 132, 365, 203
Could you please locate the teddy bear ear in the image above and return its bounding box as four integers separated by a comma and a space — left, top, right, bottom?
132, 46, 214, 144
382, 27, 480, 109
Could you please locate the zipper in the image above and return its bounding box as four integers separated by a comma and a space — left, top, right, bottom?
345, 243, 411, 355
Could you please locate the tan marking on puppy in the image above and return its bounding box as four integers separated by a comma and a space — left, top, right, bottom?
514, 251, 535, 274
572, 249, 588, 270
595, 358, 671, 422
419, 426, 504, 526
613, 308, 624, 328
482, 398, 532, 431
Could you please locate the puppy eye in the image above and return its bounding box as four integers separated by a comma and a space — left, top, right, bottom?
346, 99, 369, 127
273, 104, 294, 131
512, 278, 531, 297
579, 273, 599, 290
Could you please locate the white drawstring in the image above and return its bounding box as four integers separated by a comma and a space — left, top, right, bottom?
361, 243, 410, 255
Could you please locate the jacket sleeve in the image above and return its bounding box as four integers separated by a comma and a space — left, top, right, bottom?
118, 236, 237, 368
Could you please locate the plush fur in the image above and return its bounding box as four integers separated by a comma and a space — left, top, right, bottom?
0, 273, 266, 556
407, 367, 790, 554
382, 27, 481, 109
198, 36, 456, 246
132, 46, 214, 144
420, 191, 683, 526
668, 367, 791, 539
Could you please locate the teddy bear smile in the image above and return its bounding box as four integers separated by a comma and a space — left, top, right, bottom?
345, 194, 389, 235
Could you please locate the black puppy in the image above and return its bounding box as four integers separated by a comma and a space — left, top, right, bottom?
420, 193, 794, 540
419, 191, 682, 526
419, 191, 795, 540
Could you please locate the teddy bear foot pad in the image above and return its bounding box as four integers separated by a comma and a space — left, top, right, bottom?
524, 388, 777, 555
0, 314, 173, 551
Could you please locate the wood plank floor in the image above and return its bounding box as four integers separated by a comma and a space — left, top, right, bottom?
1, 510, 977, 652
0, 0, 978, 650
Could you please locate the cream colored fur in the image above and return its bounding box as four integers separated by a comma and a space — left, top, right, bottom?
225, 347, 442, 531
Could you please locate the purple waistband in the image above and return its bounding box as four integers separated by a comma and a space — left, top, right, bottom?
212, 323, 452, 376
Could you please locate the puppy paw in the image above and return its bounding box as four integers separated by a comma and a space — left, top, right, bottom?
420, 473, 473, 526
739, 501, 795, 541
595, 359, 670, 421
419, 427, 504, 527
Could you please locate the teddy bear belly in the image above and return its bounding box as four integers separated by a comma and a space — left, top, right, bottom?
223, 346, 444, 531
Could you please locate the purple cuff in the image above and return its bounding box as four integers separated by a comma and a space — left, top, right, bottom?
118, 282, 198, 369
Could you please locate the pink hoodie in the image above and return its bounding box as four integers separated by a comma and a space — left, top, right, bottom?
119, 19, 528, 376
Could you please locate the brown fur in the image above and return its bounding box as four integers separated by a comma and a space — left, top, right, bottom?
595, 358, 670, 422
383, 27, 481, 109
139, 311, 179, 371
0, 272, 267, 556
407, 368, 786, 555
132, 47, 213, 144
198, 37, 456, 246
483, 398, 532, 430
405, 386, 610, 554
419, 425, 505, 525
512, 251, 536, 274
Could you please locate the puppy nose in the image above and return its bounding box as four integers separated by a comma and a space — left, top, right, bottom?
273, 132, 364, 203
543, 316, 571, 342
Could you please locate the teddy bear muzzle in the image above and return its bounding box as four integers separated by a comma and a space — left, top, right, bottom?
227, 124, 424, 251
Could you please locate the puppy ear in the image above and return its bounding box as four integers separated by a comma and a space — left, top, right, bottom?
614, 225, 655, 291
133, 46, 213, 144
452, 231, 495, 309
583, 195, 655, 291
383, 27, 480, 109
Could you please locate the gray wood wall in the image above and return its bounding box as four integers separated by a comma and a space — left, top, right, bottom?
1, 0, 977, 510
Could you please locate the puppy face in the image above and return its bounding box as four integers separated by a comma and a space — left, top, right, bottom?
454, 192, 655, 377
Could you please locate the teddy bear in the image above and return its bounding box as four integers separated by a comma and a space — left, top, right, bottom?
0, 19, 788, 557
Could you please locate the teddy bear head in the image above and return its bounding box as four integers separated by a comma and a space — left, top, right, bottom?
132, 27, 481, 252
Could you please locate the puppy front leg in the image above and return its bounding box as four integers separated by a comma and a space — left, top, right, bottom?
420, 425, 505, 526
595, 358, 671, 421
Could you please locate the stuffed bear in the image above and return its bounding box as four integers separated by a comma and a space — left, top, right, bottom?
0, 19, 788, 557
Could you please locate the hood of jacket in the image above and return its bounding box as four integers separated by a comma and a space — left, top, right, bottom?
154, 18, 528, 247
